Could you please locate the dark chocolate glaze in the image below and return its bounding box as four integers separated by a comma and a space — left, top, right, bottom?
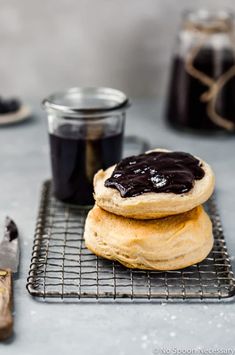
104, 151, 205, 197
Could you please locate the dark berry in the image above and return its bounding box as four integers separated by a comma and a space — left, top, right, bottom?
0, 97, 21, 114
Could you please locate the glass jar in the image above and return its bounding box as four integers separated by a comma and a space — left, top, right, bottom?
166, 9, 235, 132
42, 87, 130, 206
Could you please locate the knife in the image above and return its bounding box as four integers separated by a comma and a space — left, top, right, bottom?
0, 217, 19, 340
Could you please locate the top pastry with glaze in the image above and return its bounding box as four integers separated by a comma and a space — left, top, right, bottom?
104, 151, 205, 197
94, 149, 215, 219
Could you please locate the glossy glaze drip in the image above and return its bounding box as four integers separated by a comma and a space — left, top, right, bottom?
104, 151, 205, 197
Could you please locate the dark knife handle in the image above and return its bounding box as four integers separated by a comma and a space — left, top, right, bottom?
0, 269, 13, 340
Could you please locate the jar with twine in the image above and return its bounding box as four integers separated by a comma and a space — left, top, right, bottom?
166, 9, 235, 132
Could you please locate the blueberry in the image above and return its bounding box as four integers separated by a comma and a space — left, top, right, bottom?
0, 97, 21, 114
6, 99, 20, 112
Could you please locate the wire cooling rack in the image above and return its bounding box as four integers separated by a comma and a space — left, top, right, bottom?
26, 180, 235, 302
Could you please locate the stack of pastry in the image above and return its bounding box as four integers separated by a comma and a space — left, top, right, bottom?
84, 149, 215, 270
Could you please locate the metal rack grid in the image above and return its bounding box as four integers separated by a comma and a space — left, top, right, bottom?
26, 180, 235, 302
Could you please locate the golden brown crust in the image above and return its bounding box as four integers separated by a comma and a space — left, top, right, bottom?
93, 149, 215, 219
84, 205, 214, 270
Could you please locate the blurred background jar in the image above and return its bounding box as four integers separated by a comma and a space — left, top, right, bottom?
166, 9, 235, 133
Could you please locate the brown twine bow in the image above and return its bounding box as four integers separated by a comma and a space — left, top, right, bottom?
184, 20, 235, 131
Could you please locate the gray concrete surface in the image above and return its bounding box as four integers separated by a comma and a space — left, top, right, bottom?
0, 99, 234, 355
1, 0, 235, 99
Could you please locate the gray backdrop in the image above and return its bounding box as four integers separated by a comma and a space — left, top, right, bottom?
1, 0, 235, 99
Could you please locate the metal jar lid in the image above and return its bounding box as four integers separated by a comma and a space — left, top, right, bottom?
42, 87, 130, 118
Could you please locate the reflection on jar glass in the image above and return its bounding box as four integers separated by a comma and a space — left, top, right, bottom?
166, 9, 235, 132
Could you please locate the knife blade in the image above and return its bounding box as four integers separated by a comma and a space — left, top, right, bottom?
0, 217, 19, 340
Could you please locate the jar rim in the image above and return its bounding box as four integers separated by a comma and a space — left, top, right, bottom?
42, 87, 130, 117
183, 8, 234, 21
182, 8, 234, 32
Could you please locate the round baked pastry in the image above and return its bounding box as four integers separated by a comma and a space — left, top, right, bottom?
94, 149, 215, 219
84, 204, 213, 270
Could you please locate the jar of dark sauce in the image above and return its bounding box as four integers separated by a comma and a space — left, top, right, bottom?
166, 9, 235, 133
42, 87, 130, 205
